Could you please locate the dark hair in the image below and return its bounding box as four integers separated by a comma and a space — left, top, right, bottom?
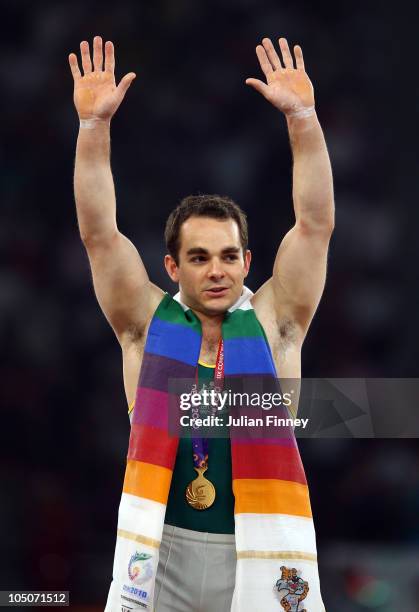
164, 194, 248, 264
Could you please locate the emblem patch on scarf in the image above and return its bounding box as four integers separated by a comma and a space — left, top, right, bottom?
128, 551, 153, 585
121, 551, 154, 610
275, 566, 309, 611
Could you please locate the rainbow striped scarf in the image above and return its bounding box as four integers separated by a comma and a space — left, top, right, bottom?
105, 288, 325, 611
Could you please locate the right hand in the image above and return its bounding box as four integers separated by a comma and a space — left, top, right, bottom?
68, 35, 136, 121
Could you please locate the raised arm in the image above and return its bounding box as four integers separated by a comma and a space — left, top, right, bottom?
69, 36, 163, 345
248, 37, 334, 339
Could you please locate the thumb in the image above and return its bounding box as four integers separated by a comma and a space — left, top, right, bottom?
116, 72, 136, 100
245, 78, 270, 98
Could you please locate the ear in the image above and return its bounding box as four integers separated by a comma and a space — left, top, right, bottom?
164, 254, 180, 282
243, 249, 252, 277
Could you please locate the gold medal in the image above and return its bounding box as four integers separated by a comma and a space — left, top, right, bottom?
185, 466, 216, 510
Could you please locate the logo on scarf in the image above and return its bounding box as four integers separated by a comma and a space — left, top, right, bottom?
128, 551, 153, 586
275, 566, 309, 611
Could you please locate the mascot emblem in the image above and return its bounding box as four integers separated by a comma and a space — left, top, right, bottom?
275, 566, 309, 611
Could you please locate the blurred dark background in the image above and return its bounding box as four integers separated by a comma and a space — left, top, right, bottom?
1, 0, 418, 610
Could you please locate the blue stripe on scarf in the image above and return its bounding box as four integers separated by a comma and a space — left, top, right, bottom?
224, 337, 277, 375
145, 317, 200, 366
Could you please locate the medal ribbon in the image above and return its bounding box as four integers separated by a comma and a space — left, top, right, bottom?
191, 339, 224, 470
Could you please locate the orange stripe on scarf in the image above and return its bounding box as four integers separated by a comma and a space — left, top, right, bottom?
233, 478, 312, 517
123, 459, 172, 505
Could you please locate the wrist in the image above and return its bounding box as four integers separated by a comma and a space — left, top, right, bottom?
79, 117, 111, 130
285, 106, 318, 135
285, 105, 316, 120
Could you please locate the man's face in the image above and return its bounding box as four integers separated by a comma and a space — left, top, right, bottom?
165, 216, 251, 316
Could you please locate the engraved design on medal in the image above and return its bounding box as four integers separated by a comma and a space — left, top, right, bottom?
185, 466, 216, 510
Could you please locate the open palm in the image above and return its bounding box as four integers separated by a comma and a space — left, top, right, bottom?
69, 36, 136, 121
246, 37, 314, 115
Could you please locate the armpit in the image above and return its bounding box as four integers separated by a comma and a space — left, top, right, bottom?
278, 317, 298, 346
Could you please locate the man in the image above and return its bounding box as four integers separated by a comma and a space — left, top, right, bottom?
69, 34, 333, 612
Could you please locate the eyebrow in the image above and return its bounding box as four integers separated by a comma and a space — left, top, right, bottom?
186, 246, 241, 256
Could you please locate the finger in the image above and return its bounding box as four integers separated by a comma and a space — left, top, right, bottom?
261, 37, 283, 71
255, 45, 274, 78
80, 40, 92, 75
68, 53, 81, 81
245, 78, 270, 98
104, 40, 115, 74
278, 37, 294, 69
93, 35, 103, 72
115, 72, 136, 102
294, 44, 305, 71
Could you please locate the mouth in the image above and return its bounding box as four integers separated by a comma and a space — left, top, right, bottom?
204, 287, 229, 298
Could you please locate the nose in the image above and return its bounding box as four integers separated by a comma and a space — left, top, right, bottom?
207, 258, 225, 280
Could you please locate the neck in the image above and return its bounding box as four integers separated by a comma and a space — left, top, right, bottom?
192, 307, 224, 331
196, 314, 222, 346
179, 290, 226, 330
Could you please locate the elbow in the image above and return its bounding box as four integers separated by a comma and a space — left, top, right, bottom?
325, 214, 335, 235
298, 214, 335, 237
80, 228, 119, 249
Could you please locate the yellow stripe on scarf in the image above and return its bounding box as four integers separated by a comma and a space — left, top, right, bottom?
236, 550, 317, 562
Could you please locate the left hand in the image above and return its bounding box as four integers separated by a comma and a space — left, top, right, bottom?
246, 37, 314, 116
69, 36, 136, 121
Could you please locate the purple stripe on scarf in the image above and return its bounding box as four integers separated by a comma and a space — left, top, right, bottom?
140, 352, 196, 393
132, 387, 170, 429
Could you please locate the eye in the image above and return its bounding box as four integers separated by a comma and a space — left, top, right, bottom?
224, 254, 238, 261
191, 255, 206, 263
